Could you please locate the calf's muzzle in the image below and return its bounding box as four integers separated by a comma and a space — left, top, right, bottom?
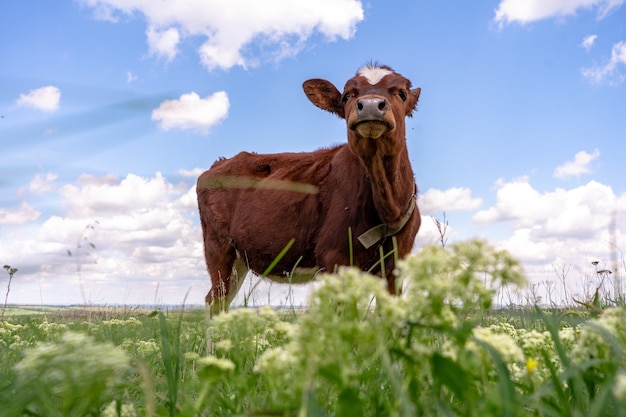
356, 97, 387, 121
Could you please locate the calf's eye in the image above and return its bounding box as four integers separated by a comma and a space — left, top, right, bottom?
398, 90, 407, 101
342, 92, 351, 103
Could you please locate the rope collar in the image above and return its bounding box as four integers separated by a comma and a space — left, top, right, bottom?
357, 186, 417, 249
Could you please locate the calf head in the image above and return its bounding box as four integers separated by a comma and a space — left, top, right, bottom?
303, 63, 421, 159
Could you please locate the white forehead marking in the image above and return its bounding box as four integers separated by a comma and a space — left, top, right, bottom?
358, 66, 394, 85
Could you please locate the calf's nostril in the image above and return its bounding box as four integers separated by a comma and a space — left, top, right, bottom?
356, 97, 386, 117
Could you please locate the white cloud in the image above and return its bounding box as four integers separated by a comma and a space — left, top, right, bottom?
419, 187, 483, 214
178, 167, 205, 178
176, 185, 199, 211
78, 0, 364, 70
474, 177, 624, 238
496, 221, 626, 305
493, 0, 624, 27
58, 172, 184, 216
0, 202, 41, 226
16, 86, 61, 112
474, 178, 539, 225
554, 149, 600, 179
582, 41, 626, 85
581, 34, 598, 52
152, 91, 230, 134
126, 71, 138, 83
471, 176, 626, 304
29, 173, 59, 194
146, 26, 180, 62
503, 227, 553, 263
0, 172, 208, 305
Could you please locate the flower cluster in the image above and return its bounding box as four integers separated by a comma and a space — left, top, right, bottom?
253, 267, 404, 408
37, 319, 69, 336
209, 306, 293, 362
120, 337, 160, 358
0, 321, 28, 350
102, 400, 137, 417
101, 316, 143, 328
572, 307, 626, 365
12, 331, 131, 416
399, 240, 525, 328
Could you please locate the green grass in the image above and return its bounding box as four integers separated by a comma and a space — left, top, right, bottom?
1, 239, 626, 416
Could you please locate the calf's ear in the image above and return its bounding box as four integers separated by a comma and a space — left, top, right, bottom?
302, 79, 345, 119
406, 87, 421, 117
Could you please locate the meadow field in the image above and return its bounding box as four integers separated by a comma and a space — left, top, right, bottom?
1, 239, 626, 416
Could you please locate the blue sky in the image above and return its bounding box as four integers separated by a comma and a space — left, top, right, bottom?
1, 0, 625, 306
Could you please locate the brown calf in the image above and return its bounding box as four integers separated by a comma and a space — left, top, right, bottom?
197, 63, 422, 313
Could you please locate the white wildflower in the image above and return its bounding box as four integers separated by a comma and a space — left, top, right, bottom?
102, 317, 142, 328
197, 355, 235, 379
102, 401, 137, 417
214, 339, 233, 352
518, 329, 551, 355
37, 320, 67, 334
185, 351, 201, 361
572, 307, 626, 364
135, 339, 159, 356
472, 326, 524, 363
558, 326, 578, 346
13, 331, 131, 412
255, 345, 298, 373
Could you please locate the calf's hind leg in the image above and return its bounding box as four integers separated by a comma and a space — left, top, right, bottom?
205, 242, 248, 316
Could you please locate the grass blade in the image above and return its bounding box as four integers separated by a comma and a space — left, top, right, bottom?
158, 311, 182, 417
263, 238, 296, 277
